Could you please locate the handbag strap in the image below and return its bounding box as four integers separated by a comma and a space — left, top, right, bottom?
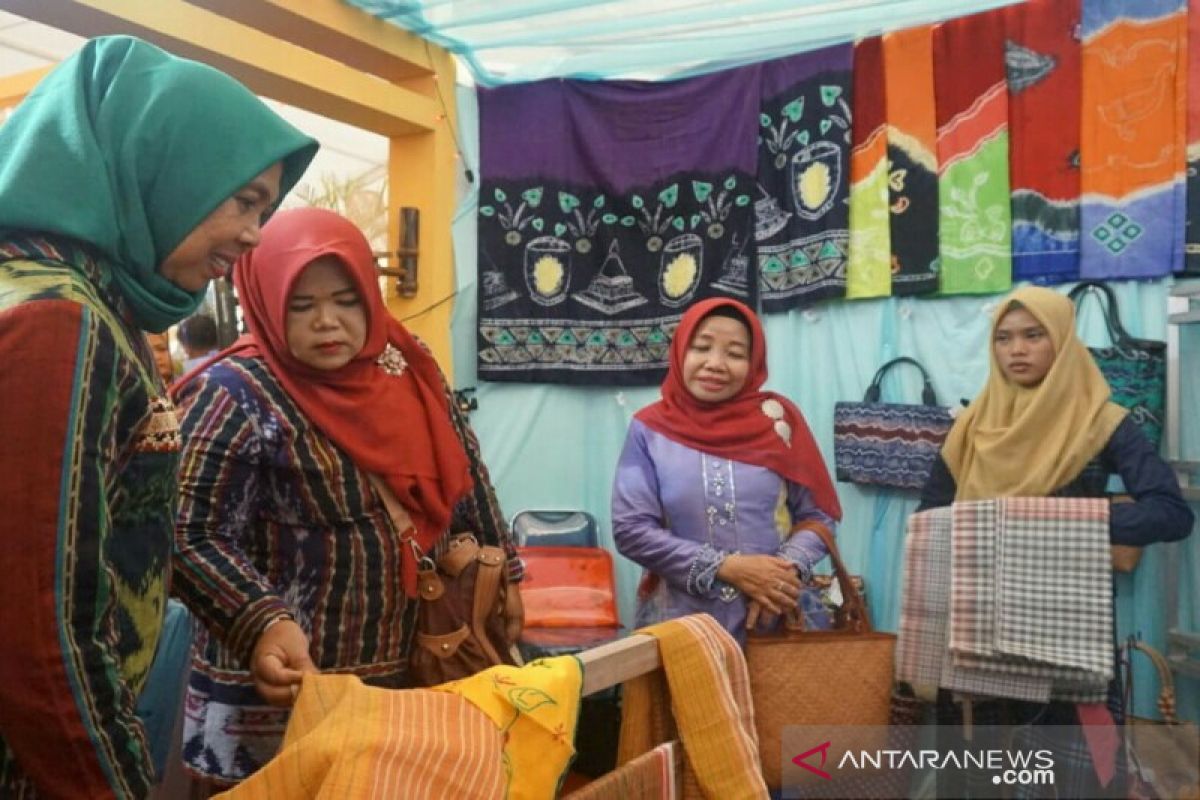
801, 526, 872, 635
863, 356, 939, 406
471, 546, 507, 664
1067, 281, 1132, 348
367, 473, 425, 564
1127, 638, 1179, 724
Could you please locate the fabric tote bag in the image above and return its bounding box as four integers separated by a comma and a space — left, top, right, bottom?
746, 527, 896, 791
1069, 281, 1166, 449
833, 356, 954, 490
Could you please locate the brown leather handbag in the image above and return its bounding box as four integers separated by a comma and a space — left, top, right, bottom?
409, 532, 517, 686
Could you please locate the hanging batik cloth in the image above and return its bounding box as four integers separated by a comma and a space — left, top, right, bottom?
755, 44, 853, 312
883, 26, 940, 295
1005, 0, 1083, 284
1080, 0, 1188, 279
1186, 0, 1200, 274
933, 9, 1013, 295
477, 71, 759, 385
846, 37, 892, 300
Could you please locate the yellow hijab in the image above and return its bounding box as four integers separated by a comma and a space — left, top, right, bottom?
941, 286, 1127, 500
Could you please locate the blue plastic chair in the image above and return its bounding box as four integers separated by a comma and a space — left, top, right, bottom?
510, 509, 598, 548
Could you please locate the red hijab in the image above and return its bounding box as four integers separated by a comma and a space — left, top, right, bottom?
636, 297, 841, 521
175, 208, 472, 595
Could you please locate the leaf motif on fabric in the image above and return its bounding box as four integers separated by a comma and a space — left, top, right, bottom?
508, 687, 558, 713
783, 97, 805, 122
558, 191, 580, 213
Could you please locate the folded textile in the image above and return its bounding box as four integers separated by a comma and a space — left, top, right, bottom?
566, 742, 680, 800
898, 499, 1112, 704
618, 614, 767, 800
216, 655, 583, 800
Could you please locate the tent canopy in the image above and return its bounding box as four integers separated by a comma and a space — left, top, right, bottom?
347, 0, 1024, 84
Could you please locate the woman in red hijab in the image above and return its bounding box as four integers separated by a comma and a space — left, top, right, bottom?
170, 208, 522, 789
612, 297, 841, 642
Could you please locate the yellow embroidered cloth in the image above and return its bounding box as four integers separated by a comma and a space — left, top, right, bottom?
435, 656, 584, 800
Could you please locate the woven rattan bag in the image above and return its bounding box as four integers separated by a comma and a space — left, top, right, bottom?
746, 527, 896, 791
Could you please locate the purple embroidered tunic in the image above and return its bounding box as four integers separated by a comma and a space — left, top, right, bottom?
612, 419, 834, 642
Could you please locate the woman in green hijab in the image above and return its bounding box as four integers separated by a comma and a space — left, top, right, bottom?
0, 35, 317, 799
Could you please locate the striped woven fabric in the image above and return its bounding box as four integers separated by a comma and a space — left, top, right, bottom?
618, 614, 767, 800
566, 742, 679, 800
214, 675, 506, 800
216, 656, 583, 800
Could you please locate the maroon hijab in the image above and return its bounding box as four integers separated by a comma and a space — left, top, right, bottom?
175, 208, 472, 594
636, 297, 841, 520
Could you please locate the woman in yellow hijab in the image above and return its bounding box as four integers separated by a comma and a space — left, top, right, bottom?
918, 285, 1191, 546
916, 286, 1192, 798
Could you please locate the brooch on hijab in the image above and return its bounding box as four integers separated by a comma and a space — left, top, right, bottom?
760, 398, 792, 446
376, 343, 408, 377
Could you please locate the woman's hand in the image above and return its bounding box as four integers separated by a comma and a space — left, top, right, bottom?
745, 600, 782, 631
716, 554, 801, 616
250, 618, 319, 707
503, 582, 525, 644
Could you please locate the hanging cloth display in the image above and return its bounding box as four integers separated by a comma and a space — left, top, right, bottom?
1186, 0, 1200, 274
1005, 0, 1083, 284
477, 70, 759, 385
882, 26, 940, 295
754, 44, 853, 312
845, 36, 892, 300
1080, 0, 1188, 279
933, 8, 1013, 295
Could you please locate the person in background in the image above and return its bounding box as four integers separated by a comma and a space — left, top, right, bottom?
0, 36, 317, 799
917, 285, 1194, 798
177, 312, 220, 373
611, 297, 842, 643
146, 331, 177, 384
919, 286, 1192, 538
170, 208, 523, 791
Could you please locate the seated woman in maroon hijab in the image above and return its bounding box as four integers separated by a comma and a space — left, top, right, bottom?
170, 207, 522, 789
611, 297, 842, 642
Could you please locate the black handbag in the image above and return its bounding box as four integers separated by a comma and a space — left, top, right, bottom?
1068, 281, 1166, 449
833, 357, 954, 490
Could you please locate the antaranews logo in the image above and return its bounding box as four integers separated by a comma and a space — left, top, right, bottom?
791, 741, 833, 780
783, 726, 1061, 800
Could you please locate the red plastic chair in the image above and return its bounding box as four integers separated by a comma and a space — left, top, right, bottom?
518, 545, 622, 654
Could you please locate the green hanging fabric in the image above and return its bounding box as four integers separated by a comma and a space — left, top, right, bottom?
933, 10, 1013, 295
0, 36, 318, 331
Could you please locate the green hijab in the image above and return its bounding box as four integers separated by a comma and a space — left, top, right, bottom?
0, 36, 318, 331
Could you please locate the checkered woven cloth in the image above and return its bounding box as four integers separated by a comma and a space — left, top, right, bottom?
995, 497, 1112, 673
949, 498, 1112, 702
896, 508, 1052, 701
899, 500, 1113, 703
